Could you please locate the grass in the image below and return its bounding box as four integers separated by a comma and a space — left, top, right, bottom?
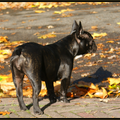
39, 105, 44, 107
26, 110, 31, 114
11, 104, 18, 107
8, 108, 18, 115
4, 114, 10, 118
84, 109, 91, 114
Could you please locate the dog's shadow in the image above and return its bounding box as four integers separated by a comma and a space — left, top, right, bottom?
26, 97, 56, 112
27, 67, 112, 113
72, 67, 112, 85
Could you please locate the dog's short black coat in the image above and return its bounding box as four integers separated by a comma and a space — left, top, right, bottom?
10, 20, 97, 114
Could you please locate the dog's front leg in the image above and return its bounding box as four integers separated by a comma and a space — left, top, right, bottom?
60, 78, 70, 103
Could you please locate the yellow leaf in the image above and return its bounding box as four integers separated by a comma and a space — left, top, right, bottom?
92, 33, 107, 39
35, 2, 40, 6
93, 90, 103, 98
89, 83, 98, 90
87, 92, 94, 98
106, 41, 114, 43
107, 77, 120, 85
0, 49, 12, 55
38, 32, 56, 39
107, 91, 113, 95
54, 8, 74, 14
34, 10, 45, 13
101, 87, 108, 98
54, 11, 62, 14
84, 53, 92, 57
47, 4, 53, 8
117, 22, 120, 25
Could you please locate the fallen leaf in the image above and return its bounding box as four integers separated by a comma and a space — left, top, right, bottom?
73, 67, 79, 71
81, 73, 90, 77
0, 36, 8, 43
92, 33, 107, 39
117, 22, 120, 25
89, 83, 98, 90
0, 111, 11, 115
61, 13, 73, 17
54, 8, 74, 14
47, 25, 54, 29
84, 53, 92, 58
104, 48, 115, 54
107, 55, 118, 59
34, 10, 45, 13
106, 41, 114, 43
107, 77, 120, 85
90, 11, 98, 14
66, 92, 74, 98
38, 32, 56, 39
91, 26, 98, 29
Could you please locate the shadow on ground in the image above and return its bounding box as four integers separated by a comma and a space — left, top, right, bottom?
72, 67, 112, 85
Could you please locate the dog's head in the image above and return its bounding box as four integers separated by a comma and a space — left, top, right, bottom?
71, 20, 97, 55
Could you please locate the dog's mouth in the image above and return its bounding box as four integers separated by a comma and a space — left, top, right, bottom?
88, 44, 97, 53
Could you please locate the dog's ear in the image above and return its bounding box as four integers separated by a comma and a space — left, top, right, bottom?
71, 20, 78, 34
79, 21, 83, 35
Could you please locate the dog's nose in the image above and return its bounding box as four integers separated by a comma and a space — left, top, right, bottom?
93, 44, 97, 52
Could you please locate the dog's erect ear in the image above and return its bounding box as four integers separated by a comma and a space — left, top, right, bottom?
79, 21, 83, 35
71, 20, 78, 34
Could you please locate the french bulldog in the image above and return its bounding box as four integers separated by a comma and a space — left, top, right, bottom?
10, 20, 97, 114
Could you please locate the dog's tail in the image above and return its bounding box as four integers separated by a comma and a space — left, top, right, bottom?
10, 46, 22, 62
10, 46, 23, 72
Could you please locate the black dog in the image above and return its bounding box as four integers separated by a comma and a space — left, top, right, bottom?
10, 20, 97, 115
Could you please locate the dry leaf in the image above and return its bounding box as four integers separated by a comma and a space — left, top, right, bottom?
89, 83, 98, 90
47, 25, 54, 29
117, 22, 120, 25
90, 11, 98, 14
107, 77, 120, 85
91, 26, 98, 29
107, 55, 118, 59
105, 48, 115, 54
66, 92, 74, 98
81, 73, 90, 77
106, 41, 114, 43
54, 8, 74, 14
0, 111, 11, 115
92, 33, 107, 39
34, 10, 45, 13
0, 36, 8, 43
38, 32, 56, 39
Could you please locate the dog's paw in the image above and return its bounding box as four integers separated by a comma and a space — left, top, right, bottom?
60, 98, 70, 103
49, 96, 57, 103
34, 109, 44, 115
20, 106, 28, 111
50, 98, 57, 103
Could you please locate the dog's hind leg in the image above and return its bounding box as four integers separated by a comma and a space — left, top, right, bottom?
26, 73, 43, 115
11, 64, 27, 110
45, 81, 57, 103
